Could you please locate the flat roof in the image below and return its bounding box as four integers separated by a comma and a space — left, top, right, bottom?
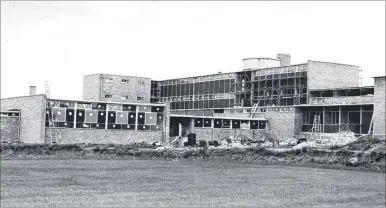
242, 63, 307, 72
0, 94, 46, 100
83, 60, 361, 82
84, 73, 151, 79
307, 60, 359, 67
170, 114, 268, 121
242, 57, 280, 61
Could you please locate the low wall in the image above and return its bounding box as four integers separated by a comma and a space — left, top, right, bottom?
0, 117, 20, 143
192, 128, 267, 141
45, 128, 164, 144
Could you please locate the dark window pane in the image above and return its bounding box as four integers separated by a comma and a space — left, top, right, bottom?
222, 119, 230, 128
194, 118, 204, 127
250, 121, 258, 129
258, 121, 267, 129
137, 113, 145, 124
98, 111, 106, 124
76, 109, 85, 123
214, 119, 222, 128
151, 106, 164, 112
66, 109, 75, 122
107, 111, 116, 123
204, 118, 211, 127
232, 120, 240, 129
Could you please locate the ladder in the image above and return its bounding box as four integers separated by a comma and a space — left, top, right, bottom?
311, 114, 322, 133
249, 101, 260, 118
368, 111, 374, 134
44, 81, 54, 144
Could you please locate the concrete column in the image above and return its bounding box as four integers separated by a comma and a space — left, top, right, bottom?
322, 106, 325, 133
164, 102, 170, 143
360, 105, 362, 134
338, 106, 341, 133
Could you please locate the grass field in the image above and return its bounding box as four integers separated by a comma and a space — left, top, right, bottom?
1, 159, 385, 208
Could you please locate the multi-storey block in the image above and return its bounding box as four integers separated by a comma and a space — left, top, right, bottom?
83, 74, 151, 103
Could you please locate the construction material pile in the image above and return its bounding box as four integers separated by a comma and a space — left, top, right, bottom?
293, 132, 358, 149
168, 135, 275, 149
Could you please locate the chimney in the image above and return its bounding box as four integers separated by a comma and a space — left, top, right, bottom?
29, 86, 36, 95
276, 53, 291, 66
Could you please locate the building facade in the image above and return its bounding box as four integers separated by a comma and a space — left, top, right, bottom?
1, 53, 384, 144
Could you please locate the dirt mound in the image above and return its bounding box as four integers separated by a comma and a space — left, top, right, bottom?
1, 142, 384, 172
331, 137, 385, 154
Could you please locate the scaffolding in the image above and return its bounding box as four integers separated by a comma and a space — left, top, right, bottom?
311, 114, 322, 133
232, 64, 308, 108
152, 64, 308, 110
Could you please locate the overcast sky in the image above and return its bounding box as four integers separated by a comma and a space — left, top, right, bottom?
1, 1, 385, 99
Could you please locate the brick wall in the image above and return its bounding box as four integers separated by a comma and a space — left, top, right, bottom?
46, 128, 163, 144
252, 108, 296, 140
307, 61, 359, 90
83, 74, 151, 103
294, 108, 303, 136
193, 128, 266, 141
83, 75, 101, 101
373, 77, 385, 135
0, 116, 20, 143
0, 95, 46, 143
172, 108, 296, 141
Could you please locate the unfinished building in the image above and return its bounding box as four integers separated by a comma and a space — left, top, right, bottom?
1, 53, 385, 144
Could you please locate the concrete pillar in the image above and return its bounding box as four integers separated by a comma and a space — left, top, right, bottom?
164, 102, 170, 143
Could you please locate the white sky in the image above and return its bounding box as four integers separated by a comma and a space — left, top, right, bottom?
1, 1, 385, 100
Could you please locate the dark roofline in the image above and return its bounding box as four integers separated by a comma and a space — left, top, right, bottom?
372, 75, 386, 78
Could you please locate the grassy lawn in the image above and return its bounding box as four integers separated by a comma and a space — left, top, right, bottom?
1, 159, 385, 208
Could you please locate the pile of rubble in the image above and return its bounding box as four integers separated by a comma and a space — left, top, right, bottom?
168, 135, 275, 149
292, 132, 358, 149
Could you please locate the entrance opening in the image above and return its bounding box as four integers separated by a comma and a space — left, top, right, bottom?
169, 117, 192, 137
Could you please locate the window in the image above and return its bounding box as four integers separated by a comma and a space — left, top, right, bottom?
137, 96, 144, 100
214, 109, 224, 113
121, 79, 129, 83
121, 96, 129, 100
104, 78, 114, 83
105, 95, 112, 98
